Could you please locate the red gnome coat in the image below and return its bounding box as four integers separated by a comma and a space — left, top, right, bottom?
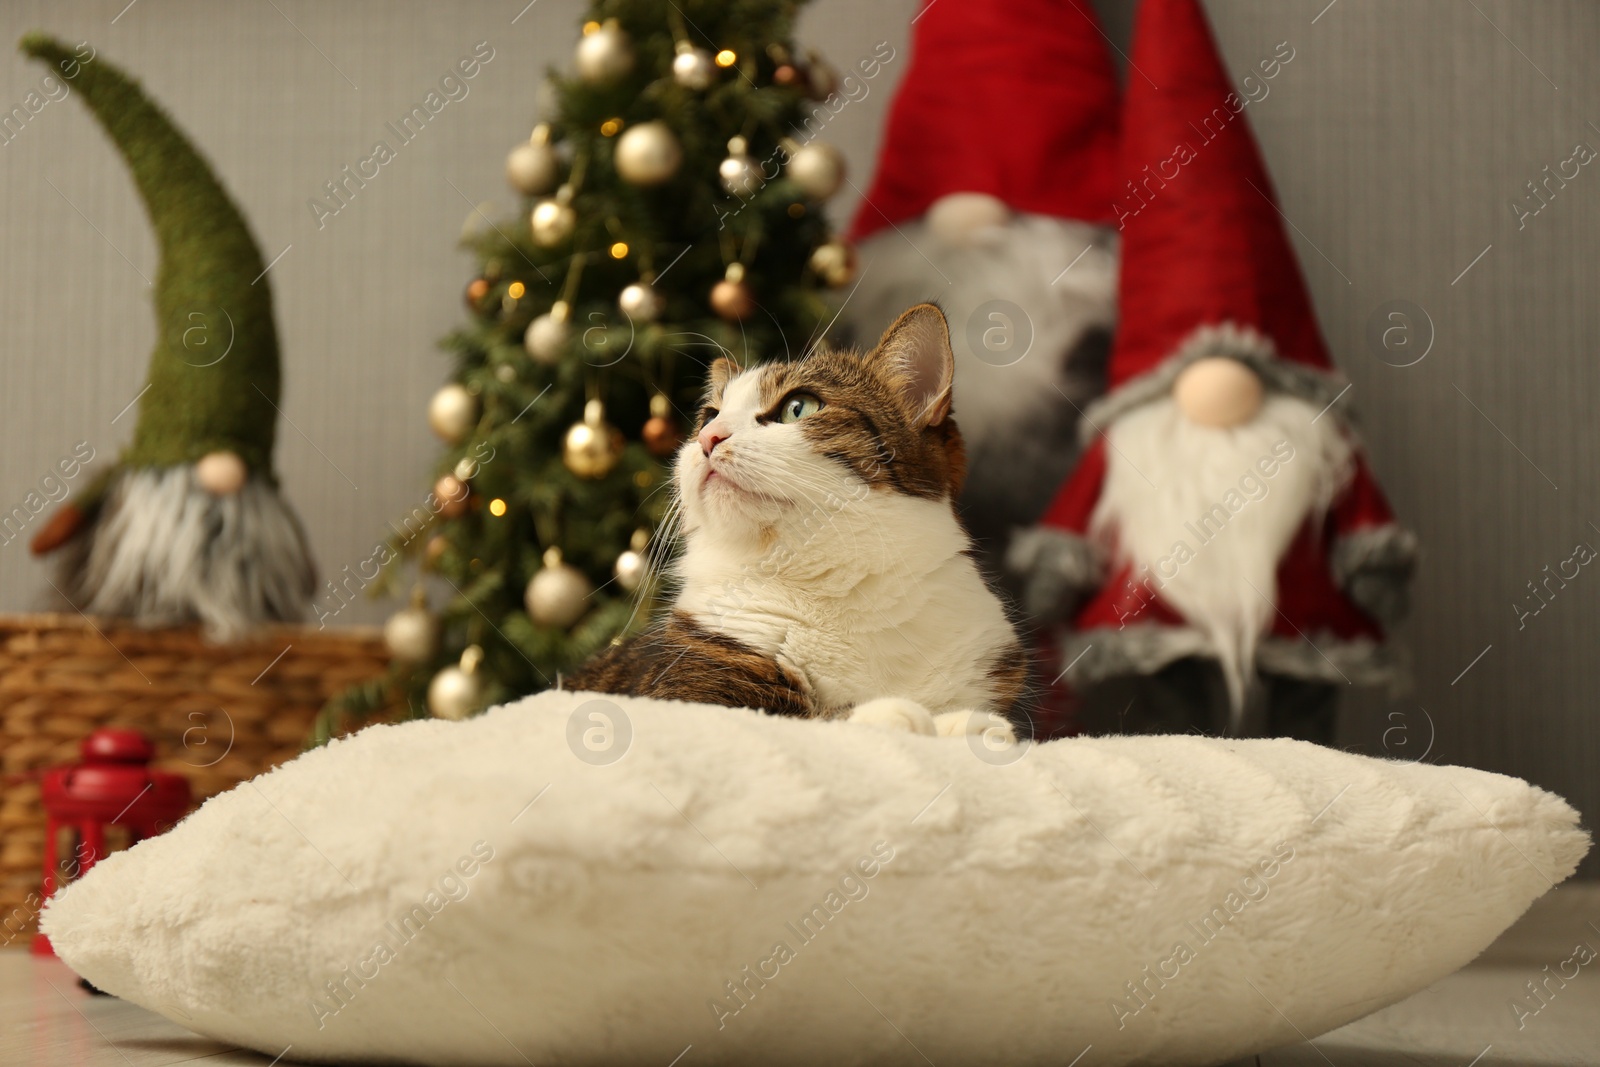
1008, 0, 1416, 707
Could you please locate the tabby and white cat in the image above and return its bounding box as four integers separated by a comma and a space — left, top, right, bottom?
568, 304, 1026, 736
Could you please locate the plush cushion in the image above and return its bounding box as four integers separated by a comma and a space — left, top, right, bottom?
44, 690, 1588, 1067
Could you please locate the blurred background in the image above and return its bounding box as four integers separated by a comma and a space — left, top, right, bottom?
0, 1, 1595, 875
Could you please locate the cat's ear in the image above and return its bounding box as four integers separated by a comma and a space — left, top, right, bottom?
708, 357, 742, 398
874, 303, 954, 427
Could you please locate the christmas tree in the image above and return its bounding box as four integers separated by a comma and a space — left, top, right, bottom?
318, 0, 853, 738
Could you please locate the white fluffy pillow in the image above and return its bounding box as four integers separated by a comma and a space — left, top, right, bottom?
44, 690, 1587, 1067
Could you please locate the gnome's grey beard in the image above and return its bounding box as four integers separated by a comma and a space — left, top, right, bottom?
60, 466, 317, 640
840, 214, 1118, 587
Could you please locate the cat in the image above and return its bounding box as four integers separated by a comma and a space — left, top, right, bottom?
567, 303, 1027, 737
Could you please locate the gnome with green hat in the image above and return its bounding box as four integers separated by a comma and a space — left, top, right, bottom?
23, 33, 315, 639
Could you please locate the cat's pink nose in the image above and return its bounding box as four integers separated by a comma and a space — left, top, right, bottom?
698, 423, 730, 456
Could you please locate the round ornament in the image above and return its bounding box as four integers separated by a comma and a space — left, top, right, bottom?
614, 528, 651, 593
195, 451, 247, 495
524, 300, 572, 364
525, 547, 594, 628
428, 383, 478, 443
384, 590, 441, 662
574, 19, 634, 85
672, 44, 716, 90
506, 126, 558, 196
1173, 357, 1264, 429
427, 645, 484, 720
719, 136, 761, 199
464, 276, 492, 312
563, 397, 625, 479
786, 140, 845, 200
530, 192, 576, 247
808, 240, 856, 288
710, 263, 755, 321
618, 280, 664, 321
453, 456, 479, 482
424, 535, 449, 567
434, 473, 470, 518
641, 392, 681, 457
614, 121, 682, 186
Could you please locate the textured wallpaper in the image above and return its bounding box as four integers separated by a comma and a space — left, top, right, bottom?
0, 1, 1595, 876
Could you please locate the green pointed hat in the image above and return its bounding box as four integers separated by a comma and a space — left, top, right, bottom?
22, 33, 281, 476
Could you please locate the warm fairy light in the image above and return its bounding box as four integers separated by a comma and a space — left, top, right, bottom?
715, 49, 736, 67
582, 20, 600, 34
599, 118, 622, 136
507, 281, 526, 299
488, 498, 507, 516
609, 241, 629, 259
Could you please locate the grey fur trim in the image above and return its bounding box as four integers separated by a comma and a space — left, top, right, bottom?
1055, 624, 1405, 691
1005, 526, 1103, 624
1078, 322, 1353, 445
59, 466, 317, 641
1331, 524, 1419, 627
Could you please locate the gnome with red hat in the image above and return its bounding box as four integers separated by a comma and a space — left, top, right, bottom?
841, 0, 1122, 577
1007, 0, 1416, 739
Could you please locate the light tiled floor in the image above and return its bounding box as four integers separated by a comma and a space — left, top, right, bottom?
3, 885, 1597, 1066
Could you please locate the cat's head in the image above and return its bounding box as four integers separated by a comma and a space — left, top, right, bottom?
676, 303, 967, 536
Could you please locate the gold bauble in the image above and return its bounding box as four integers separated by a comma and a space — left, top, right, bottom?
614, 121, 682, 186
384, 591, 440, 662
428, 645, 484, 720
672, 44, 716, 89
505, 126, 558, 196
618, 280, 664, 322
524, 300, 572, 364
808, 240, 856, 288
574, 19, 635, 85
531, 192, 576, 247
563, 397, 625, 479
525, 547, 594, 628
641, 392, 680, 457
786, 139, 846, 200
428, 383, 478, 443
614, 528, 650, 593
719, 136, 761, 198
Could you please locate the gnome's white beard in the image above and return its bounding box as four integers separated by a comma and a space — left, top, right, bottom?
1092, 393, 1354, 714
72, 466, 317, 640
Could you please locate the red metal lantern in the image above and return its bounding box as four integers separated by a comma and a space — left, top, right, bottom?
31, 727, 190, 955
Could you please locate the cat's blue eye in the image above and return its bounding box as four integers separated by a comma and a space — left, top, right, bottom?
779, 392, 822, 423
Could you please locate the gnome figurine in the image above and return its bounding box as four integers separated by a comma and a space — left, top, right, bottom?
839, 0, 1122, 582
23, 34, 315, 640
1006, 0, 1416, 741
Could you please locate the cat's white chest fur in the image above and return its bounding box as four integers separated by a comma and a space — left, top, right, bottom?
675, 489, 1017, 715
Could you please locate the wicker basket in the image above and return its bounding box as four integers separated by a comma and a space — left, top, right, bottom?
0, 613, 393, 944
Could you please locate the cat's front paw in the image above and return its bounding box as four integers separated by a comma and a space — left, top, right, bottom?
849, 697, 937, 735
933, 710, 1017, 744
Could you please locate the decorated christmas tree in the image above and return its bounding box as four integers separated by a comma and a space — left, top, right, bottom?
318, 0, 852, 737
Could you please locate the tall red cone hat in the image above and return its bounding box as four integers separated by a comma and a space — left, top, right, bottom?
848, 0, 1121, 241
1087, 0, 1346, 429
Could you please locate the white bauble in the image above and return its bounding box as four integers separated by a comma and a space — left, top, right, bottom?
574, 20, 634, 85
383, 605, 440, 662
428, 384, 477, 443
506, 129, 558, 196
194, 450, 247, 495
787, 140, 846, 200
530, 197, 576, 246
618, 281, 664, 322
428, 646, 484, 720
525, 549, 594, 628
524, 301, 571, 365
614, 548, 646, 593
672, 46, 716, 90
926, 192, 1011, 246
1173, 357, 1265, 428
614, 121, 682, 186
720, 140, 761, 198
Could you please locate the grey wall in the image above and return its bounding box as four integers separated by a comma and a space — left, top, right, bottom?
1, 2, 1595, 876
